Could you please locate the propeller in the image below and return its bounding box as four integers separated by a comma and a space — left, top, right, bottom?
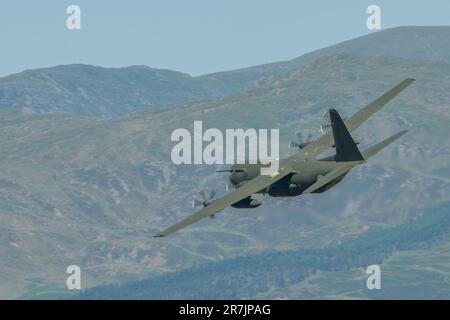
319, 109, 359, 147
192, 190, 216, 208
289, 131, 314, 149
321, 109, 347, 134
320, 111, 332, 134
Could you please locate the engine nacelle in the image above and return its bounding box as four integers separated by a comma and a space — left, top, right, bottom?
289, 172, 317, 185
229, 164, 262, 187
231, 198, 262, 208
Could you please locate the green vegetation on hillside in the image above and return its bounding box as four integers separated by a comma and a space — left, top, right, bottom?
79, 203, 450, 299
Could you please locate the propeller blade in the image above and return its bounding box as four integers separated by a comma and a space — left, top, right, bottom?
195, 189, 217, 207
320, 124, 331, 134
289, 140, 300, 149
192, 198, 203, 208
199, 190, 208, 202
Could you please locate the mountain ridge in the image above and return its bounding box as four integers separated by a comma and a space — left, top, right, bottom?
2, 26, 450, 117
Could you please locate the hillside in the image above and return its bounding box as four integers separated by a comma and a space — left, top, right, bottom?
78, 202, 450, 299
1, 52, 450, 298
199, 26, 450, 92
2, 27, 450, 117
255, 242, 450, 299
290, 26, 450, 65
0, 65, 231, 117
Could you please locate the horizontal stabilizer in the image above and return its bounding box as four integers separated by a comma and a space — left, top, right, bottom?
302, 162, 362, 194
362, 130, 408, 159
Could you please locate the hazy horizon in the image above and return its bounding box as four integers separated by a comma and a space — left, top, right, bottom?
2, 1, 450, 78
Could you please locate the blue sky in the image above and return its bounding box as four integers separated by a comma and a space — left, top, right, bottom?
0, 0, 449, 77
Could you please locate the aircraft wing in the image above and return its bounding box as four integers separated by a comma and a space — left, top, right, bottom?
292, 78, 415, 159
302, 161, 363, 194
155, 165, 294, 237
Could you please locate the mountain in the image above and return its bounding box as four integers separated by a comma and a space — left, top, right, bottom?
290, 26, 450, 65
0, 65, 233, 117
199, 26, 450, 92
1, 27, 450, 117
1, 51, 450, 299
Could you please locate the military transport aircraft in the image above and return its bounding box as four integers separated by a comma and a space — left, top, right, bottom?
155, 79, 415, 237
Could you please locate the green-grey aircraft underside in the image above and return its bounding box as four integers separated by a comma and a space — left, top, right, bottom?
155, 79, 415, 237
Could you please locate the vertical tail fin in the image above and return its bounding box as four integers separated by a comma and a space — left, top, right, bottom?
330, 109, 364, 162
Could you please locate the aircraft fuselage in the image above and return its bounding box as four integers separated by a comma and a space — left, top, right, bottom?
229, 159, 343, 197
